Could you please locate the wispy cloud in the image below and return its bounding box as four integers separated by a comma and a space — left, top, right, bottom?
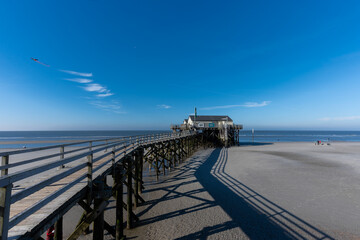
60, 69, 93, 77
319, 116, 360, 121
83, 84, 114, 98
200, 101, 271, 110
243, 101, 271, 108
61, 69, 114, 99
200, 105, 243, 110
97, 92, 114, 98
89, 100, 125, 114
83, 83, 107, 93
157, 104, 172, 109
64, 78, 93, 84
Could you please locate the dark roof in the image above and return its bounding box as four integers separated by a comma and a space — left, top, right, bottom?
189, 115, 233, 122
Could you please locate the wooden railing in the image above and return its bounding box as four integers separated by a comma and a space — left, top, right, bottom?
0, 131, 196, 239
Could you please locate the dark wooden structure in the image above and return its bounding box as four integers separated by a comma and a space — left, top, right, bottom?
171, 115, 243, 147
0, 131, 203, 240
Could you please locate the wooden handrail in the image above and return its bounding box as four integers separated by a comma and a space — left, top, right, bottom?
0, 131, 197, 238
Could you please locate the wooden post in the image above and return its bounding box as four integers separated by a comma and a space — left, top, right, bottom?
180, 138, 183, 160
0, 155, 11, 240
180, 138, 183, 162
155, 151, 159, 181
134, 151, 140, 208
1, 155, 9, 177
173, 140, 177, 167
115, 164, 124, 239
189, 137, 192, 154
183, 137, 189, 160
190, 137, 193, 154
187, 137, 190, 156
184, 137, 186, 157
93, 180, 105, 240
85, 153, 93, 234
171, 140, 175, 168
115, 163, 124, 240
162, 143, 166, 176
148, 148, 152, 173
111, 147, 116, 177
59, 146, 65, 170
126, 157, 133, 229
0, 184, 12, 240
167, 142, 172, 171
87, 153, 93, 198
189, 136, 191, 153
123, 137, 126, 157
191, 137, 193, 153
139, 148, 144, 194
184, 137, 188, 158
54, 217, 63, 240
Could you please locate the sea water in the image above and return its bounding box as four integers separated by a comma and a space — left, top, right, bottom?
1, 130, 360, 148
0, 130, 170, 148
239, 130, 360, 143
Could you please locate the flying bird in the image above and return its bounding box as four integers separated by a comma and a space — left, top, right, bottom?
31, 58, 50, 67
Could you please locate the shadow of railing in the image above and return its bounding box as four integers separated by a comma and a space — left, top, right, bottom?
193, 148, 334, 240
133, 148, 334, 239
135, 156, 217, 226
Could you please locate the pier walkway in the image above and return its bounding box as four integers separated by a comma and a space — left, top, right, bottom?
0, 131, 202, 240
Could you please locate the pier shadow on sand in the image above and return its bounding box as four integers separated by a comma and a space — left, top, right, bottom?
132, 148, 334, 240
189, 148, 334, 240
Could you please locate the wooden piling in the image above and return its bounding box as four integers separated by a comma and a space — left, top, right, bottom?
0, 154, 11, 240
111, 147, 116, 177
155, 148, 159, 181
85, 153, 93, 234
54, 217, 63, 240
115, 163, 124, 240
134, 151, 140, 208
0, 184, 12, 240
1, 155, 9, 177
139, 148, 144, 194
126, 156, 133, 229
93, 180, 105, 240
162, 143, 166, 176
59, 146, 65, 169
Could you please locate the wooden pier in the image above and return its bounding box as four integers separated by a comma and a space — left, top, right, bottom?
171, 115, 243, 147
0, 131, 208, 240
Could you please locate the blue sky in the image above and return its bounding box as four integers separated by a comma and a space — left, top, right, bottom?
1, 1, 360, 130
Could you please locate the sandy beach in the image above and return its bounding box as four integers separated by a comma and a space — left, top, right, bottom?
3, 141, 360, 239
49, 142, 359, 239
0, 140, 82, 145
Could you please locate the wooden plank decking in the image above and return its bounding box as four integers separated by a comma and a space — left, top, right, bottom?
0, 132, 197, 240
8, 147, 120, 239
